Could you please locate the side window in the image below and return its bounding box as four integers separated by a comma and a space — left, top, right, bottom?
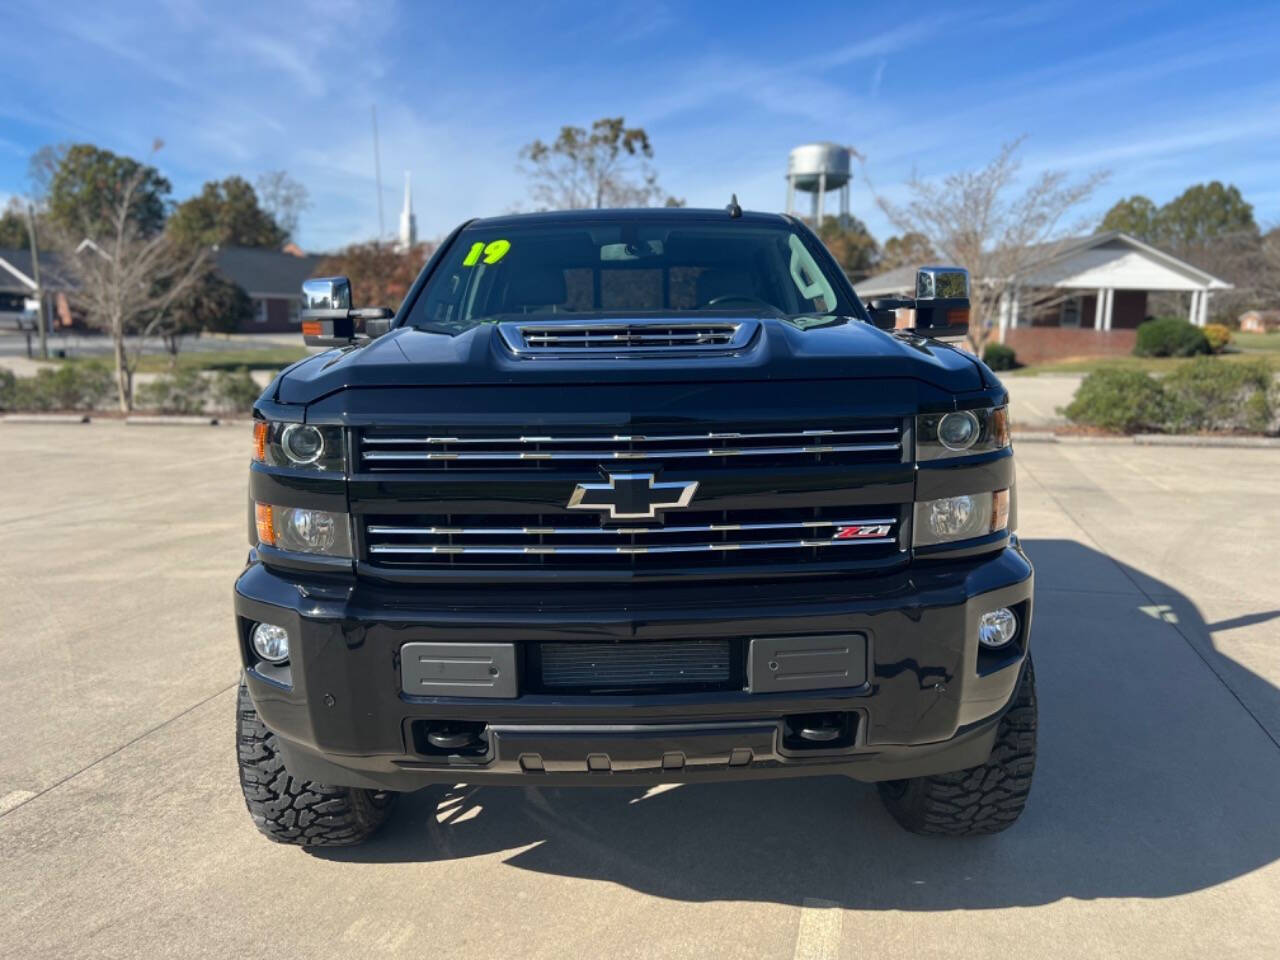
786, 235, 837, 313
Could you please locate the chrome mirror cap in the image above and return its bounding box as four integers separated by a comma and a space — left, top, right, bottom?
302, 276, 352, 312
915, 267, 970, 301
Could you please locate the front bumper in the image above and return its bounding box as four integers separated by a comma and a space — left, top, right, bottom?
234, 543, 1033, 790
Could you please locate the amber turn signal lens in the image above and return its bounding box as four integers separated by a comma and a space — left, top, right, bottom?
946, 308, 970, 327
991, 488, 1010, 533
990, 407, 1010, 448
254, 502, 276, 546
253, 421, 268, 462
301, 320, 323, 337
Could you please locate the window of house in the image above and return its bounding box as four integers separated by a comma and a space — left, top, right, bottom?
255, 299, 269, 324
1060, 296, 1081, 328
288, 299, 300, 324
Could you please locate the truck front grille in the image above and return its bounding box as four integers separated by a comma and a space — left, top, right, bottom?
358, 423, 902, 472
537, 640, 735, 692
362, 506, 902, 569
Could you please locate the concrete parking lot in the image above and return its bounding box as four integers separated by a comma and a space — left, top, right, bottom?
2, 423, 1278, 959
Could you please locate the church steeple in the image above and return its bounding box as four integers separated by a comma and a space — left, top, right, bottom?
397, 171, 416, 250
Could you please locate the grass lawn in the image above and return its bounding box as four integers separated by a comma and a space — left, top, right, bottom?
1008, 336, 1280, 377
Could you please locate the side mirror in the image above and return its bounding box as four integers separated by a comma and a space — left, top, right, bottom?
300, 276, 394, 347
866, 266, 970, 340
912, 266, 970, 339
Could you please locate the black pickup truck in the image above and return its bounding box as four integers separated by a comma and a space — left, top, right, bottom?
234, 207, 1035, 846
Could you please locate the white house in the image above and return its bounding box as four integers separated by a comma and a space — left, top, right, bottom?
854, 232, 1232, 362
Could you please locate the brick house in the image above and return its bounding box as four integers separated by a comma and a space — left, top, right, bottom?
1239, 310, 1280, 333
854, 232, 1232, 364
213, 246, 324, 333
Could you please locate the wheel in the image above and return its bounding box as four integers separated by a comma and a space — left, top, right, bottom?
236, 680, 397, 846
877, 658, 1037, 836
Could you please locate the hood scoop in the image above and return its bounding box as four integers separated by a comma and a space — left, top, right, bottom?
497, 318, 759, 358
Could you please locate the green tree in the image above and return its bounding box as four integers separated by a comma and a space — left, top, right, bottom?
880, 231, 936, 270
1099, 195, 1160, 242
519, 117, 682, 209
158, 270, 254, 362
817, 215, 879, 280
1156, 181, 1258, 250
169, 176, 286, 249
47, 143, 171, 237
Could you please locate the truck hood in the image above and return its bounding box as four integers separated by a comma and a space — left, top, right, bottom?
272, 315, 987, 405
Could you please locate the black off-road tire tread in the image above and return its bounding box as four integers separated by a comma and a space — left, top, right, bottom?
877, 658, 1037, 837
236, 681, 396, 846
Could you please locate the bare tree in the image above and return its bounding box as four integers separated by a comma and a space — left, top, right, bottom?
519, 117, 682, 210
55, 157, 206, 411
870, 139, 1107, 351
255, 170, 310, 241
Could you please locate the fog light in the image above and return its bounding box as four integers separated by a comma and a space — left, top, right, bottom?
252, 622, 290, 663
978, 608, 1017, 648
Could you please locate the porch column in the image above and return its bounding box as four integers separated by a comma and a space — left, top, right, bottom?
997, 290, 1011, 340
1199, 290, 1211, 326
1188, 290, 1201, 325
1094, 289, 1106, 329
1101, 288, 1115, 331
1010, 286, 1020, 329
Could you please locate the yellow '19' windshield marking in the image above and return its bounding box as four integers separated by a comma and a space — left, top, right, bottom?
463, 239, 511, 267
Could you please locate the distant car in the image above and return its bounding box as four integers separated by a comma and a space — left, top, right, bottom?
234, 206, 1035, 845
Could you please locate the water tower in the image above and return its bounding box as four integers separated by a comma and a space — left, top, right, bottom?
785, 142, 852, 226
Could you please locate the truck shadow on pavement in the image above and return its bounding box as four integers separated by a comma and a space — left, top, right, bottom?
316, 539, 1280, 909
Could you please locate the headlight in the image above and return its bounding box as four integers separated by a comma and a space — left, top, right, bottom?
913, 489, 1010, 546
253, 421, 344, 472
916, 406, 1009, 460
254, 502, 353, 557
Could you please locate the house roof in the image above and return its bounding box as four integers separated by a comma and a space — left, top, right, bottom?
213, 246, 324, 298
0, 247, 71, 293
853, 232, 1233, 299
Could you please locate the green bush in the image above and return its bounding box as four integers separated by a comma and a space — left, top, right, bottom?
1203, 323, 1232, 354
983, 343, 1018, 371
3, 362, 113, 411
136, 368, 209, 414
1134, 316, 1209, 357
0, 369, 14, 410
1063, 369, 1169, 432
209, 367, 262, 413
1162, 357, 1275, 433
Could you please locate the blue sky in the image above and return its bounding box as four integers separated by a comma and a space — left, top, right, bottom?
2, 0, 1278, 251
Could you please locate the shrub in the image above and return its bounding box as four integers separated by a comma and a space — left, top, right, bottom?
1063, 369, 1169, 433
0, 369, 14, 410
1162, 357, 1275, 433
136, 368, 209, 414
3, 362, 113, 411
983, 343, 1017, 371
210, 367, 262, 413
1134, 316, 1209, 357
1202, 323, 1232, 353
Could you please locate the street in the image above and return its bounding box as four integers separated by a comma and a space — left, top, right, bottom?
2, 423, 1278, 959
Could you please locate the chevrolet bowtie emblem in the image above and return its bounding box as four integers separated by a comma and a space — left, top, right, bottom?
567, 471, 699, 521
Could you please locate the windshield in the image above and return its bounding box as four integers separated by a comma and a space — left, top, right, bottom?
405, 217, 855, 333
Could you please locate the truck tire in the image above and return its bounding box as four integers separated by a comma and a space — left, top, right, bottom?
877, 658, 1037, 836
236, 680, 397, 846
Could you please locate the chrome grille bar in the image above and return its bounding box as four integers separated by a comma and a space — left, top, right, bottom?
366, 518, 897, 536
363, 442, 900, 462
368, 537, 896, 556
361, 427, 899, 445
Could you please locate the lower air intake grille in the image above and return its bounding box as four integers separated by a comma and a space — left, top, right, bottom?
539, 641, 734, 691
